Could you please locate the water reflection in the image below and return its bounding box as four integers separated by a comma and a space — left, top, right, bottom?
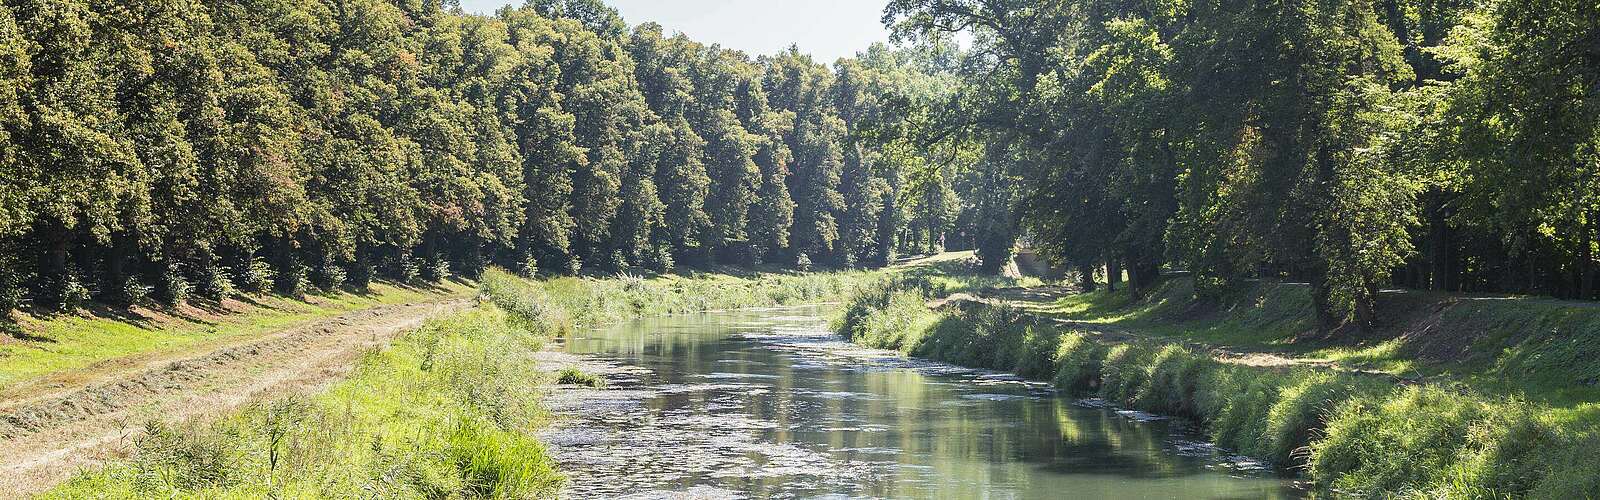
539, 307, 1302, 499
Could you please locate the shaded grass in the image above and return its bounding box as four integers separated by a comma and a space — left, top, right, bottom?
1049, 277, 1600, 406
836, 280, 1600, 497
1, 280, 475, 394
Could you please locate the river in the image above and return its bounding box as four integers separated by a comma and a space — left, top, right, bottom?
537, 305, 1304, 499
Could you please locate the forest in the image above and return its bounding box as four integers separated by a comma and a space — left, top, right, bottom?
0, 0, 993, 316
880, 0, 1599, 330
1, 0, 1597, 335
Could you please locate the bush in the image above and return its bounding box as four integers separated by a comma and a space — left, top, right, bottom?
1053, 332, 1106, 393
0, 255, 31, 312
644, 244, 673, 273
196, 264, 235, 301
157, 263, 191, 306
52, 271, 93, 313
314, 262, 346, 291
119, 276, 153, 306
398, 254, 423, 282
235, 258, 275, 294
555, 366, 605, 388
348, 260, 374, 289
516, 253, 538, 278
275, 260, 308, 297
423, 255, 451, 282
477, 268, 572, 336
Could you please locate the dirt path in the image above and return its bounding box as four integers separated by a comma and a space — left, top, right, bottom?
0, 298, 473, 498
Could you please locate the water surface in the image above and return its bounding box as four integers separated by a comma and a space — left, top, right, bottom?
540, 306, 1303, 499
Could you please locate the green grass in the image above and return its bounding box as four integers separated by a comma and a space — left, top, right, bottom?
1, 280, 474, 395
484, 267, 875, 329
1049, 277, 1600, 406
835, 277, 1600, 497
45, 305, 564, 499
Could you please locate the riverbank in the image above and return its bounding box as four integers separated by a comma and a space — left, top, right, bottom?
1, 280, 476, 401
32, 267, 893, 497
835, 272, 1600, 497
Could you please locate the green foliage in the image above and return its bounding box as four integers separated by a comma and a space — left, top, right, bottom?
885, 0, 1600, 330
0, 0, 971, 317
555, 367, 606, 388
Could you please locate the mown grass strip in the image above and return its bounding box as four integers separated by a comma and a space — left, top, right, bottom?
1, 280, 475, 394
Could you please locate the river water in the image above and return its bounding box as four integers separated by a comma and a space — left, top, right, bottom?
538, 306, 1304, 499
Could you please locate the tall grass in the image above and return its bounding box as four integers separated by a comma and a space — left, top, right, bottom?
47, 306, 563, 499
835, 279, 1600, 497
483, 267, 871, 328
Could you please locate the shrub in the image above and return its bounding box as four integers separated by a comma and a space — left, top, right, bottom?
235, 258, 275, 294
119, 276, 153, 306
314, 262, 346, 291
275, 260, 308, 297
196, 264, 235, 301
517, 253, 539, 278
423, 256, 451, 283
49, 268, 93, 313
477, 268, 571, 336
398, 254, 423, 282
1052, 332, 1106, 393
157, 263, 191, 306
348, 260, 374, 290
1135, 345, 1213, 417
0, 255, 32, 312
555, 367, 606, 388
644, 244, 673, 273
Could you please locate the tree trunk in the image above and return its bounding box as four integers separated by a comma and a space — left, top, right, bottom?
1582, 211, 1596, 300
1128, 257, 1162, 295
1106, 259, 1121, 293
108, 235, 131, 302
1077, 263, 1096, 293
1309, 271, 1342, 334
1427, 192, 1452, 291
48, 227, 69, 278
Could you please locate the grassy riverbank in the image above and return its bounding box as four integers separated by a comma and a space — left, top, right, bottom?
44, 304, 566, 498
836, 274, 1600, 497
1, 280, 475, 397
38, 266, 889, 497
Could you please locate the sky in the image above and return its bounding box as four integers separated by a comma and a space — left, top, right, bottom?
456, 0, 894, 63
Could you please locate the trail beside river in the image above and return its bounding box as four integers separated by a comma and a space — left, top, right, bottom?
0, 298, 471, 498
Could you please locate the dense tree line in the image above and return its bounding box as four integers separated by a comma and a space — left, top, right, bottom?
886, 0, 1599, 331
0, 0, 1001, 313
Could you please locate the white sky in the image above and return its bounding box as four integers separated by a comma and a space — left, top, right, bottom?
455, 0, 894, 63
